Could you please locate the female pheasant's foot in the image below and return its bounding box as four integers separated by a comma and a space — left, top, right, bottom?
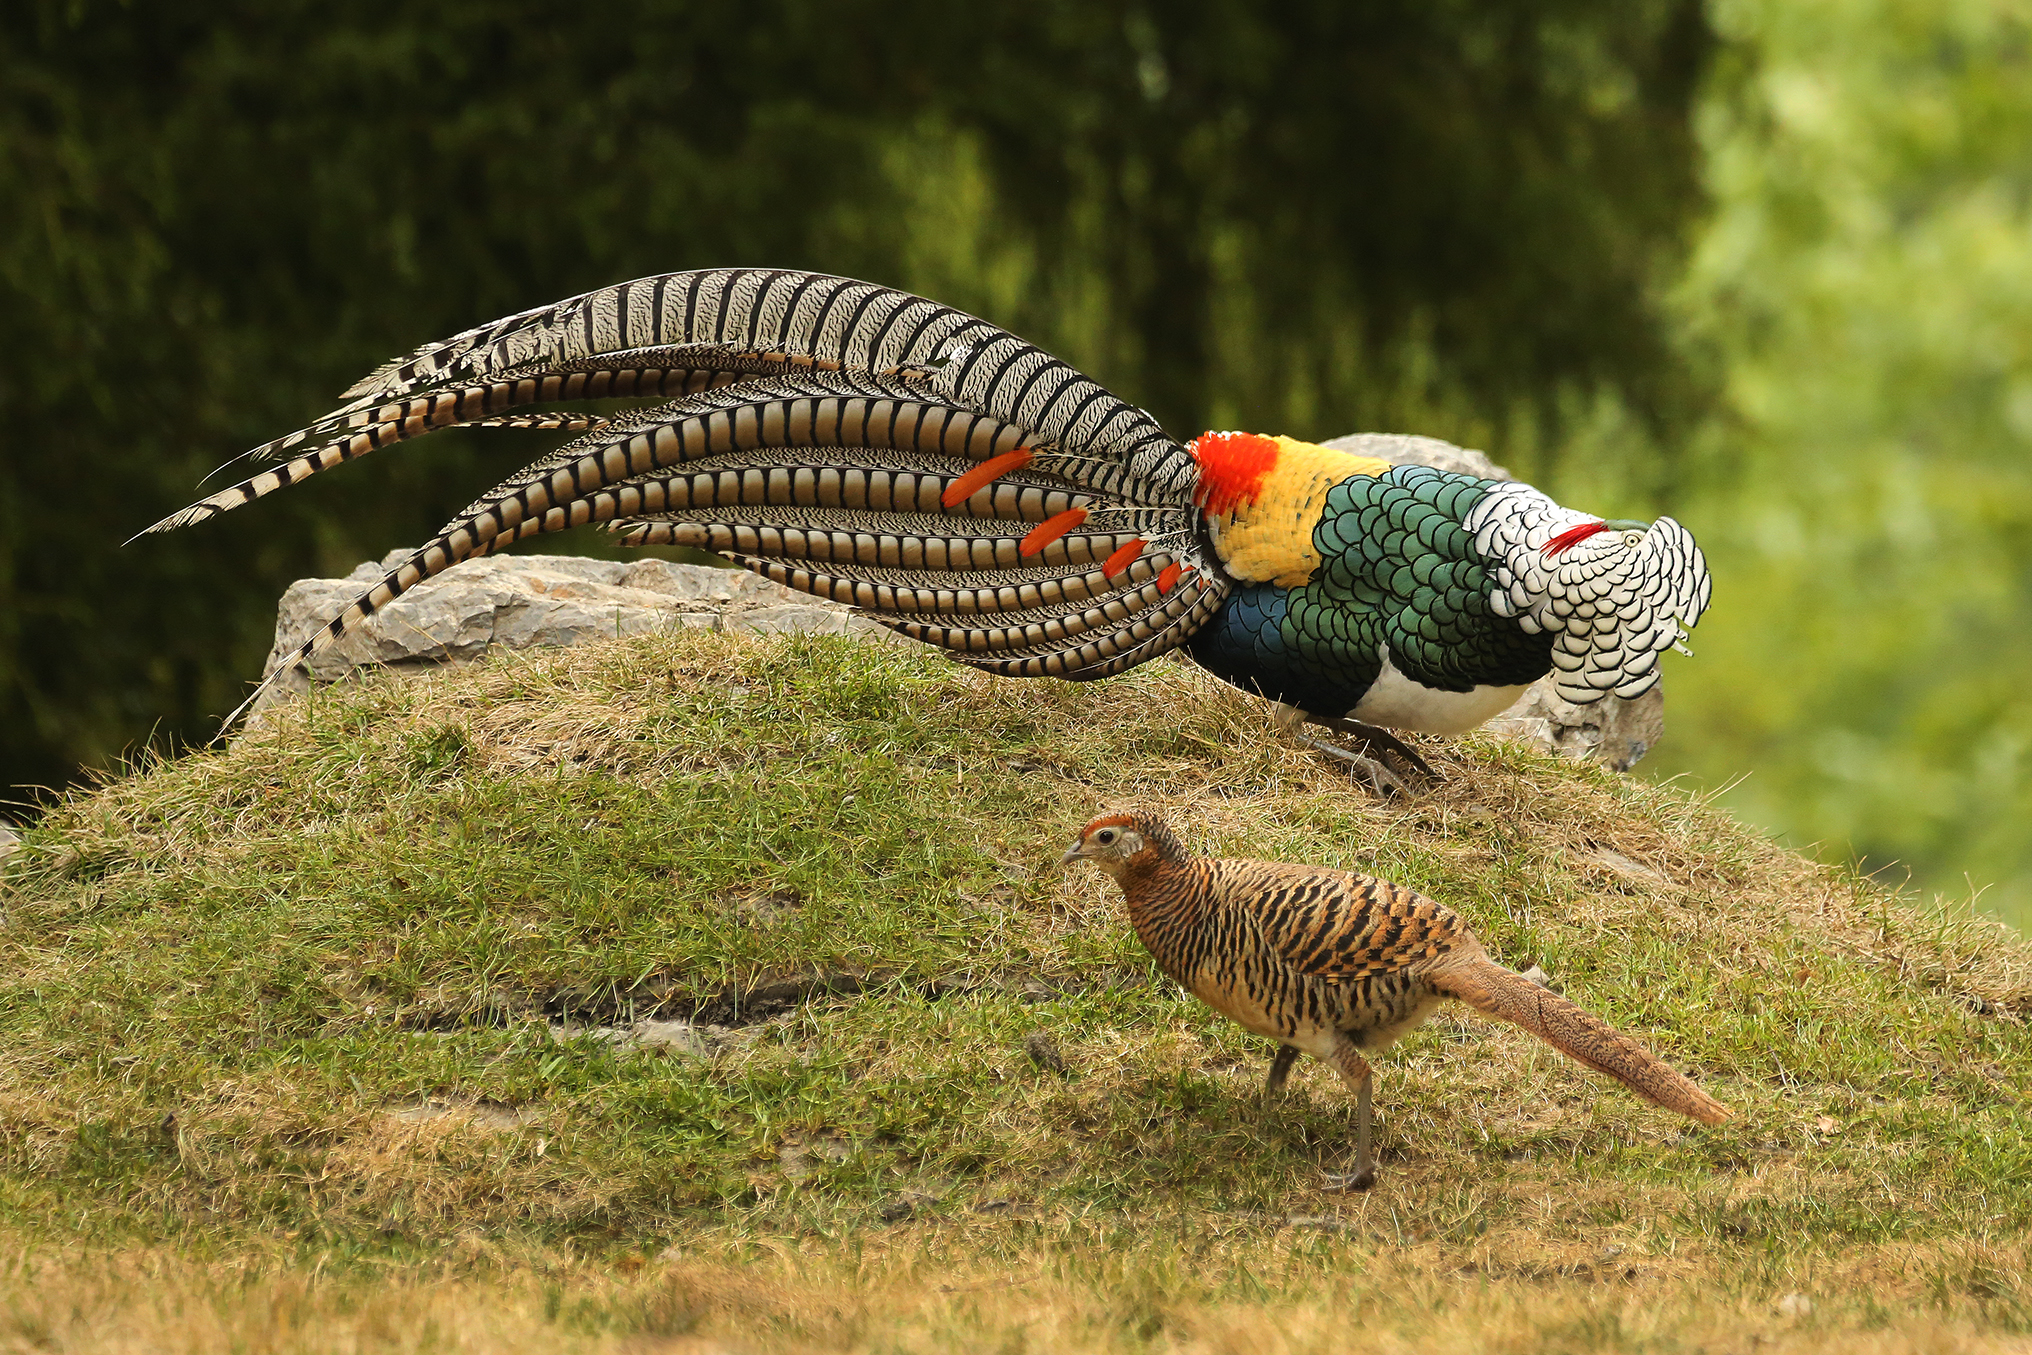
1323, 1050, 1378, 1190
1264, 1044, 1301, 1096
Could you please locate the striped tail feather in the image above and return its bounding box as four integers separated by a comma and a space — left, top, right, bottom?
228, 366, 1225, 724
147, 270, 1202, 544
719, 543, 1181, 614
429, 268, 1200, 485
716, 542, 1225, 681
139, 350, 835, 539
616, 509, 1151, 574
884, 563, 1230, 681
1431, 954, 1730, 1126
324, 270, 1034, 438
434, 370, 1194, 547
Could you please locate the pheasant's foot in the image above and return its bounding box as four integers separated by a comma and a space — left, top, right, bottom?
1307, 716, 1441, 786
1297, 735, 1413, 796
1324, 1048, 1379, 1190
1264, 1044, 1300, 1096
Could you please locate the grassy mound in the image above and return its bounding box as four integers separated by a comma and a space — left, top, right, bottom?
3, 633, 2029, 1352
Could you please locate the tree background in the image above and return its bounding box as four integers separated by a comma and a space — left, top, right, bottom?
1647, 0, 2032, 933
5, 0, 2028, 929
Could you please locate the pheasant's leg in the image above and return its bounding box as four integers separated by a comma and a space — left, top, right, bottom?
1265, 1044, 1301, 1096
1355, 1077, 1373, 1186
1307, 715, 1440, 784
1322, 1044, 1379, 1191
1271, 705, 1426, 795
1294, 735, 1413, 796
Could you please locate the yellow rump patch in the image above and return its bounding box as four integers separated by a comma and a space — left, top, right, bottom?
1209, 436, 1391, 587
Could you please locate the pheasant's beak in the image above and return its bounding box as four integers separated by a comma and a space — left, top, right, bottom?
1059, 841, 1086, 865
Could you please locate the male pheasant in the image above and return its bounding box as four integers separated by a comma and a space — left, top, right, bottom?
1061, 811, 1728, 1189
137, 269, 1711, 767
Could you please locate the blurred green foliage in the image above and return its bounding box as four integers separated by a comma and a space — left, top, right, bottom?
0, 1, 1710, 794
1647, 0, 2032, 929
31, 0, 2032, 942
33, 0, 2030, 937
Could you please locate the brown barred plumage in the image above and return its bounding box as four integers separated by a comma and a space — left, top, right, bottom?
1063, 812, 1729, 1190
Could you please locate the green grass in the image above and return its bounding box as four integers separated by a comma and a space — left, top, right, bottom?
2, 631, 2029, 1350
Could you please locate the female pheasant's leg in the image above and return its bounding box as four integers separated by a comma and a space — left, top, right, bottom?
1265, 1044, 1301, 1095
1323, 1044, 1379, 1191
1355, 1078, 1374, 1187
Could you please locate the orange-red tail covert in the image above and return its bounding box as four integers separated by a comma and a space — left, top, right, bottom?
941, 449, 1034, 508
1019, 507, 1089, 557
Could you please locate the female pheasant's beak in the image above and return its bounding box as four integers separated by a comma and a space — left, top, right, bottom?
1059, 839, 1087, 865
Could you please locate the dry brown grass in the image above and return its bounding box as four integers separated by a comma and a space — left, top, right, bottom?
3, 1230, 2031, 1354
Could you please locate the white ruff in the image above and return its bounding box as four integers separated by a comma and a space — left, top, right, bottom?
1461, 481, 1712, 706
1350, 648, 1529, 736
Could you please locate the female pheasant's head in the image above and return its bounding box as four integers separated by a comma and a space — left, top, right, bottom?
1060, 812, 1187, 877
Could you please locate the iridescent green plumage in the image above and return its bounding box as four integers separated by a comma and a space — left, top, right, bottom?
1188, 466, 1554, 714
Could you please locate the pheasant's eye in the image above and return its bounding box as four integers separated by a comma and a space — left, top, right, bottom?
1096, 829, 1118, 845
1622, 530, 1646, 548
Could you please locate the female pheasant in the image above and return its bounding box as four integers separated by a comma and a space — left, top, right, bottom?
137, 269, 1711, 763
1062, 811, 1728, 1189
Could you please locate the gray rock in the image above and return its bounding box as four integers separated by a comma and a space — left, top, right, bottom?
1482, 679, 1666, 773
622, 1018, 710, 1058
553, 1016, 760, 1060
567, 1018, 701, 1057
255, 551, 902, 715
0, 822, 17, 866
880, 1190, 941, 1222
778, 1132, 851, 1181
1323, 430, 1665, 769
1024, 1031, 1071, 1076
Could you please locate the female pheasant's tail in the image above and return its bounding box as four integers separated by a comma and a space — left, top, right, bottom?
1430, 954, 1730, 1125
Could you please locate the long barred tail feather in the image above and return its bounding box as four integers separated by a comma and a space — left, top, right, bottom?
326, 268, 1198, 486
150, 269, 1203, 539
928, 568, 1229, 681
195, 278, 1228, 725
144, 353, 812, 538
1431, 954, 1730, 1125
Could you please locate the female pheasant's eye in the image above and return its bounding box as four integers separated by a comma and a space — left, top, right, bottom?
1097, 829, 1117, 845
